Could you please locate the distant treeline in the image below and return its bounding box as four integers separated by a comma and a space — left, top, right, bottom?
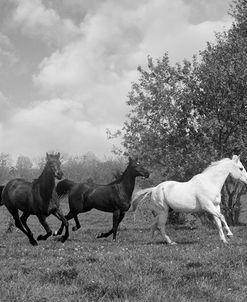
0, 152, 153, 188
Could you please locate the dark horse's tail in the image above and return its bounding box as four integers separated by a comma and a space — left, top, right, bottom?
0, 185, 5, 206
56, 179, 75, 197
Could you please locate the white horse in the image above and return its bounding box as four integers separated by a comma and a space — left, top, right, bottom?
131, 155, 247, 244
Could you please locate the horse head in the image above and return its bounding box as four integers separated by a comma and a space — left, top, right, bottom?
46, 152, 63, 180
128, 157, 149, 178
231, 155, 247, 184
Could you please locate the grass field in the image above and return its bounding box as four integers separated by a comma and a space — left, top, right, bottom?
0, 200, 247, 302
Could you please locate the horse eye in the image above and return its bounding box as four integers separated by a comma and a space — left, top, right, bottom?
240, 167, 243, 171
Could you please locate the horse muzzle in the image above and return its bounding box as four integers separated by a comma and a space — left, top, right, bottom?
143, 171, 150, 178
55, 171, 63, 180
241, 176, 247, 185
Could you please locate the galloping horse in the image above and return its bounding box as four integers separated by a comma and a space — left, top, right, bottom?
55, 157, 149, 240
1, 153, 69, 245
131, 155, 247, 244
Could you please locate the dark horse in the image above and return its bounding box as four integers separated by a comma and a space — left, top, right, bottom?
1, 153, 69, 245
55, 157, 149, 240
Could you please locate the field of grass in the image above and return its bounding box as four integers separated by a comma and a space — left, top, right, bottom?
0, 200, 247, 302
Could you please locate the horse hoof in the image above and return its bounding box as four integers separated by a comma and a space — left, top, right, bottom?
72, 226, 78, 232
169, 241, 177, 245
227, 233, 233, 238
37, 235, 44, 241
31, 240, 38, 246
53, 230, 62, 236
60, 236, 67, 243
96, 233, 103, 238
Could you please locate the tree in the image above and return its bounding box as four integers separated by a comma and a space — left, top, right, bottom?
117, 0, 247, 224
122, 54, 202, 181
190, 0, 247, 224
63, 153, 126, 184
0, 153, 12, 184
15, 155, 33, 180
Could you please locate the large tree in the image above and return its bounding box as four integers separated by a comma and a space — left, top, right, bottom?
118, 0, 247, 224
123, 54, 202, 180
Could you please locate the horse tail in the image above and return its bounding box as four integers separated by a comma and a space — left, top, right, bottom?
56, 179, 75, 197
0, 185, 5, 206
130, 187, 154, 213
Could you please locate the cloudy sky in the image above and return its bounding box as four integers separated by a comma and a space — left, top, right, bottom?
0, 0, 232, 159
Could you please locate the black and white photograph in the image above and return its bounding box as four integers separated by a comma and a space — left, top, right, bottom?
0, 0, 247, 301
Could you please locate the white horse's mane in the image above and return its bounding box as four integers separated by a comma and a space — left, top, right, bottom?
202, 158, 231, 173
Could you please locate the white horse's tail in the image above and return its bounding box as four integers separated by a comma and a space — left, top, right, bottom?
130, 187, 154, 214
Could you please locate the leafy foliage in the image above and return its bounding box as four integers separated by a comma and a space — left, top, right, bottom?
116, 0, 247, 224
123, 54, 201, 180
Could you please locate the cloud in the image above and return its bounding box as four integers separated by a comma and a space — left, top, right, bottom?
12, 0, 81, 47
0, 91, 13, 121
182, 0, 232, 24
33, 0, 232, 124
0, 91, 12, 122
0, 98, 118, 158
0, 0, 233, 158
0, 32, 18, 69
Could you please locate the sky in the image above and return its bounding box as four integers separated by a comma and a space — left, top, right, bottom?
0, 0, 233, 160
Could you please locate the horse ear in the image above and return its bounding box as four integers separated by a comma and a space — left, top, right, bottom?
57, 152, 60, 158
46, 153, 49, 160
232, 155, 240, 162
128, 157, 132, 163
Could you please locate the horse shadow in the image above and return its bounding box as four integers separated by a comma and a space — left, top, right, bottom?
146, 239, 199, 245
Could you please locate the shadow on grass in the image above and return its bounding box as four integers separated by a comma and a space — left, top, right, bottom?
186, 262, 203, 268
173, 225, 198, 231
176, 239, 199, 245
81, 280, 139, 301
40, 267, 78, 285
146, 239, 199, 245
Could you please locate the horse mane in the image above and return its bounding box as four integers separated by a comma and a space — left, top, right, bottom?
108, 170, 124, 185
202, 158, 231, 173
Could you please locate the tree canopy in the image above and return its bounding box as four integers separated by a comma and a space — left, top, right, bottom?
119, 0, 247, 181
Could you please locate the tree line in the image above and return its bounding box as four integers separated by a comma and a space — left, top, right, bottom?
0, 152, 128, 185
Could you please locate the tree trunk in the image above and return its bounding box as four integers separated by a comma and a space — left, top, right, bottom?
221, 176, 247, 226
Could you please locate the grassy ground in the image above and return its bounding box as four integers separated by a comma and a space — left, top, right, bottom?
0, 201, 247, 302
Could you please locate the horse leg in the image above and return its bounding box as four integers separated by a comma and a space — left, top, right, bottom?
53, 221, 64, 236
97, 210, 125, 240
156, 209, 176, 245
10, 210, 37, 246
53, 209, 69, 243
54, 211, 73, 236
112, 211, 125, 240
215, 205, 233, 237
201, 201, 228, 243
212, 215, 228, 244
151, 215, 159, 239
20, 212, 32, 234
97, 228, 114, 238
20, 212, 39, 243
36, 215, 52, 241
72, 214, 81, 231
